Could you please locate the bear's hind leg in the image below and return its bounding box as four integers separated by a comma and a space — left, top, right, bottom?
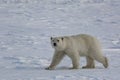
103, 57, 108, 68
82, 56, 95, 69
94, 54, 108, 68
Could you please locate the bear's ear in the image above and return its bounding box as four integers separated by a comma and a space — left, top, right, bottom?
50, 37, 53, 40
61, 37, 64, 41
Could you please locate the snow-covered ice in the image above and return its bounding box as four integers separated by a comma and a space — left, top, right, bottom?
0, 0, 120, 80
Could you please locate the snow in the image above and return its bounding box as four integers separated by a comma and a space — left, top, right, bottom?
0, 0, 120, 80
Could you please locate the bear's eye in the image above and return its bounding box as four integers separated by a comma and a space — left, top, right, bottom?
57, 40, 59, 42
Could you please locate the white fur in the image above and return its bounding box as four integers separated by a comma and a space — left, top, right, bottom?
46, 34, 108, 70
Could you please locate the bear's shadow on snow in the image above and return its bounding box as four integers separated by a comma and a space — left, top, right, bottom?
12, 66, 105, 70
45, 66, 105, 70
3, 57, 105, 70
56, 67, 105, 70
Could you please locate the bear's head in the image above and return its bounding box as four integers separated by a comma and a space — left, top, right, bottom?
50, 37, 66, 51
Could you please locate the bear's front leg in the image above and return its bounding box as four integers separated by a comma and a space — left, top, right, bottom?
45, 51, 65, 70
69, 53, 80, 69
45, 65, 55, 70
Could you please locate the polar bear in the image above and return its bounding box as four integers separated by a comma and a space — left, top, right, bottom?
46, 34, 108, 70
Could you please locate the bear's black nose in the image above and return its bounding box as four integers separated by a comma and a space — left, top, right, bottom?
53, 43, 57, 46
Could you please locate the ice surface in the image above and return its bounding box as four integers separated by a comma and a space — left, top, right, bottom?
0, 0, 120, 80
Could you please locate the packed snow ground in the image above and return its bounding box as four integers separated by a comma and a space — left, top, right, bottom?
0, 0, 120, 80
